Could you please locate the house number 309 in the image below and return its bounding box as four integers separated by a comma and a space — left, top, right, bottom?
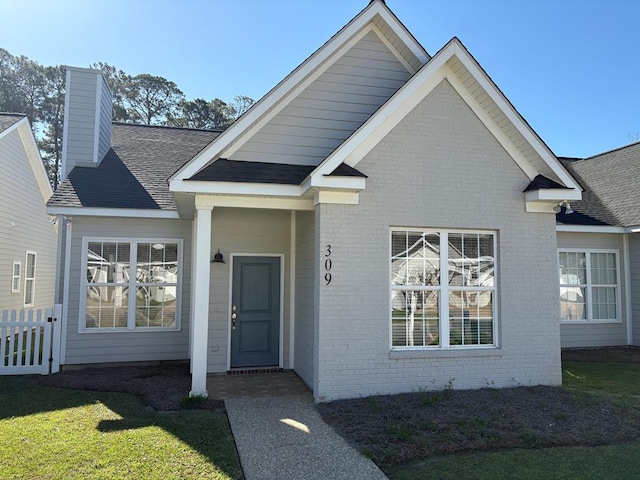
324, 245, 332, 286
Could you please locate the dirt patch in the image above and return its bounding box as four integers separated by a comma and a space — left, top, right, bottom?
36, 362, 223, 411
317, 385, 640, 468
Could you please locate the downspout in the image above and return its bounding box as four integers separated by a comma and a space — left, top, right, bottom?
623, 233, 633, 345
60, 217, 73, 365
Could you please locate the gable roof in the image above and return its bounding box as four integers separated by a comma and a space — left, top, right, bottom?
305, 37, 581, 199
48, 123, 220, 212
0, 113, 53, 204
170, 0, 429, 190
557, 143, 640, 227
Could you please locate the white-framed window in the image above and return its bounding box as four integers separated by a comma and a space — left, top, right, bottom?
391, 229, 497, 349
23, 252, 36, 307
558, 249, 620, 322
80, 238, 182, 331
11, 261, 21, 294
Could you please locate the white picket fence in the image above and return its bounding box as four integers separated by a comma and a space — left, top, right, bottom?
0, 305, 62, 375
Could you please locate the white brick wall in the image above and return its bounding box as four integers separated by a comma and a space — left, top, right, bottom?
313, 79, 562, 401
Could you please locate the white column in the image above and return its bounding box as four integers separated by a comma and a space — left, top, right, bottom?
190, 203, 213, 397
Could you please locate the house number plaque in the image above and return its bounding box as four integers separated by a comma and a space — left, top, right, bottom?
324, 245, 332, 285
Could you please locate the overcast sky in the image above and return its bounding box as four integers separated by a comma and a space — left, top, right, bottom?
1, 0, 638, 158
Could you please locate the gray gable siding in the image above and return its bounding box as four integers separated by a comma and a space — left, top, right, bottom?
229, 30, 412, 166
0, 126, 56, 311
557, 232, 629, 347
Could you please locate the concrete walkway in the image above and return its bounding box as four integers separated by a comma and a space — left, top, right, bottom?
225, 394, 389, 480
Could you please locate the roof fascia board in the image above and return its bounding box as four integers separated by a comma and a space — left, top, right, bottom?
313, 190, 360, 205
557, 224, 626, 234
194, 194, 314, 211
524, 188, 582, 202
171, 179, 303, 197
46, 206, 180, 219
170, 2, 425, 183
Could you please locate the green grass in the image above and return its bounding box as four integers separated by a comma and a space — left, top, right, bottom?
389, 361, 640, 479
0, 377, 242, 479
389, 442, 640, 480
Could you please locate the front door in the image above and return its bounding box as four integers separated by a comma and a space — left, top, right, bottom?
230, 256, 280, 368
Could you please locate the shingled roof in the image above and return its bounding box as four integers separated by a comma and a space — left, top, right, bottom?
0, 113, 25, 132
557, 142, 640, 227
48, 123, 220, 210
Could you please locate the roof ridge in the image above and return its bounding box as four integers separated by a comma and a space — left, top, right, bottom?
582, 140, 640, 161
0, 112, 27, 117
112, 121, 224, 134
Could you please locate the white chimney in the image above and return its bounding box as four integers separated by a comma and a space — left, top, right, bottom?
61, 66, 113, 179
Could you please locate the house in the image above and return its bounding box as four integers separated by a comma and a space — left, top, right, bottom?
46, 0, 635, 402
0, 113, 57, 312
555, 145, 640, 348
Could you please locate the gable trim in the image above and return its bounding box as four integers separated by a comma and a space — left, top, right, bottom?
2, 118, 54, 204
46, 206, 180, 219
308, 38, 582, 193
170, 1, 428, 187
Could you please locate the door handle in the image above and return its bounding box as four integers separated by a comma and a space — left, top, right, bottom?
231, 307, 237, 329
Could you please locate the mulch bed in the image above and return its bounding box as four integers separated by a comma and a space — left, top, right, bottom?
32, 346, 640, 469
36, 362, 223, 411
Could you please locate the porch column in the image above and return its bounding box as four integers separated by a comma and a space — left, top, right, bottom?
190, 203, 213, 397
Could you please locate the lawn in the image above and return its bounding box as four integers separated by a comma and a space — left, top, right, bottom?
0, 376, 242, 479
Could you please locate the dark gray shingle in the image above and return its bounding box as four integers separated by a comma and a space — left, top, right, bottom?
558, 144, 640, 227
0, 113, 25, 132
48, 123, 220, 210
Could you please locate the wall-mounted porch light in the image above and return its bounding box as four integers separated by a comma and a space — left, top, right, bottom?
211, 249, 225, 264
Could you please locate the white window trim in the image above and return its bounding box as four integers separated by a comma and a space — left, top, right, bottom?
558, 248, 622, 324
23, 251, 36, 307
11, 261, 21, 294
390, 228, 499, 351
79, 237, 183, 333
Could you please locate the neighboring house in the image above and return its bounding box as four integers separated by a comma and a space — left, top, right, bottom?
555, 145, 640, 348
0, 113, 57, 312
45, 1, 634, 402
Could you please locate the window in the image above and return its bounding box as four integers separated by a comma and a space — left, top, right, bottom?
82, 239, 181, 331
11, 261, 21, 293
558, 250, 619, 322
24, 252, 36, 306
391, 229, 496, 349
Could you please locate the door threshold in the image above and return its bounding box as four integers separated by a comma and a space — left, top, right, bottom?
227, 367, 283, 375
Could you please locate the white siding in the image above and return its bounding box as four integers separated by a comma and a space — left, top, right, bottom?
62, 217, 192, 365
630, 234, 640, 346
0, 127, 57, 311
229, 30, 412, 166
313, 80, 562, 401
207, 208, 291, 372
294, 210, 316, 387
557, 232, 629, 347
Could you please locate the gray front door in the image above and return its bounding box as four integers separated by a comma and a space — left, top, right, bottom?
230, 256, 280, 368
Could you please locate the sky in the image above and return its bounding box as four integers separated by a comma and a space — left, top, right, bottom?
1, 0, 639, 158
